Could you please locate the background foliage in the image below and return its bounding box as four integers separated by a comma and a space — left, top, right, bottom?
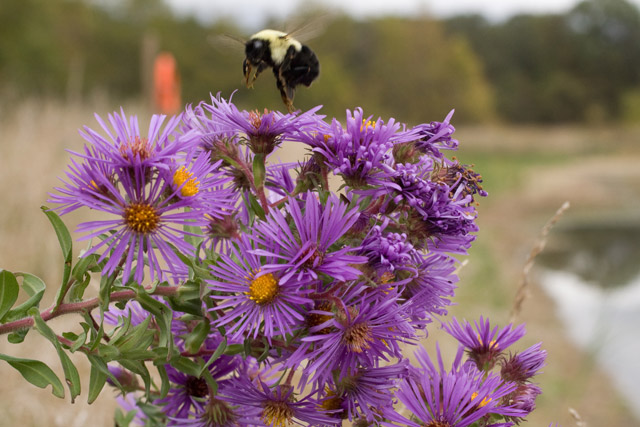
1, 0, 640, 124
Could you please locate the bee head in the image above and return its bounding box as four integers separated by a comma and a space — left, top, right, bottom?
245, 38, 268, 65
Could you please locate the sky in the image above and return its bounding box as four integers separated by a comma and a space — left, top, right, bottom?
165, 0, 640, 29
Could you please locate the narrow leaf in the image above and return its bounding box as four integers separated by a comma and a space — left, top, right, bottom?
252, 153, 266, 189
0, 270, 20, 321
200, 338, 227, 376
41, 207, 73, 308
30, 308, 81, 402
88, 362, 107, 404
4, 272, 47, 323
41, 206, 72, 260
0, 353, 65, 398
135, 290, 174, 360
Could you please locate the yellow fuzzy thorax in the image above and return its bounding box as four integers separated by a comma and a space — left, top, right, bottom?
249, 29, 302, 65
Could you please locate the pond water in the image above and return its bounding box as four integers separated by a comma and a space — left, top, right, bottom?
537, 221, 640, 420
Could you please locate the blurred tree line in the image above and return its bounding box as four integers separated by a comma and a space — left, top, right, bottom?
1, 0, 639, 124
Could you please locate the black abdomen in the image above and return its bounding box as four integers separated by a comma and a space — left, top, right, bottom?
281, 45, 320, 88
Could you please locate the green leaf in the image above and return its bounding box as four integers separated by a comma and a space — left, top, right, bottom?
201, 367, 218, 395
3, 272, 47, 323
88, 362, 107, 404
112, 316, 153, 353
41, 207, 73, 308
200, 338, 227, 376
171, 249, 213, 281
69, 254, 99, 301
15, 272, 46, 306
30, 308, 81, 402
224, 344, 245, 356
183, 318, 211, 354
252, 153, 266, 190
98, 274, 115, 311
155, 363, 170, 399
7, 328, 29, 344
169, 355, 200, 377
87, 354, 122, 390
41, 206, 72, 260
72, 253, 99, 282
0, 353, 65, 398
114, 408, 136, 427
0, 270, 20, 321
63, 329, 87, 353
135, 290, 174, 360
118, 359, 151, 397
247, 192, 266, 220
87, 312, 107, 352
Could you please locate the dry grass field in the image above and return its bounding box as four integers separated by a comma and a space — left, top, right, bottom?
1, 98, 639, 425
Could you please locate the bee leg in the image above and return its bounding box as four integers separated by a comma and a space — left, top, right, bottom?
247, 62, 268, 89
280, 89, 295, 113
278, 84, 296, 113
275, 66, 296, 113
242, 59, 252, 87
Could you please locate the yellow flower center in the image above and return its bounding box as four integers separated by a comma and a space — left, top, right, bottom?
361, 119, 376, 131
123, 202, 160, 233
471, 391, 492, 408
173, 166, 200, 197
247, 271, 279, 305
261, 400, 293, 427
477, 333, 498, 350
320, 389, 344, 411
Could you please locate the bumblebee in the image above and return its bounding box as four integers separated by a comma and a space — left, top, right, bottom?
243, 29, 320, 113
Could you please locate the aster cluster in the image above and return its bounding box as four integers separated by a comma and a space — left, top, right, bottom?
385, 318, 547, 427
37, 94, 555, 426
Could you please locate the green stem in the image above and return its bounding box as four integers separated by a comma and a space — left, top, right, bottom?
0, 285, 180, 336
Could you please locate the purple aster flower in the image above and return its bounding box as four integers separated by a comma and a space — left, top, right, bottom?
291, 288, 415, 386
392, 158, 479, 254
77, 108, 186, 171
265, 161, 298, 197
220, 377, 338, 426
202, 93, 321, 156
413, 109, 459, 158
504, 383, 542, 417
358, 217, 415, 282
53, 152, 222, 283
208, 235, 313, 342
251, 192, 367, 283
301, 108, 417, 195
202, 211, 241, 254
500, 342, 547, 383
384, 345, 520, 427
166, 152, 234, 214
399, 252, 458, 330
180, 101, 239, 156
432, 159, 488, 202
321, 362, 409, 422
167, 396, 241, 427
154, 366, 211, 419
443, 317, 526, 371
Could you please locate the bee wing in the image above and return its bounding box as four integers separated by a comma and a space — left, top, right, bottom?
283, 13, 333, 42
208, 33, 246, 55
